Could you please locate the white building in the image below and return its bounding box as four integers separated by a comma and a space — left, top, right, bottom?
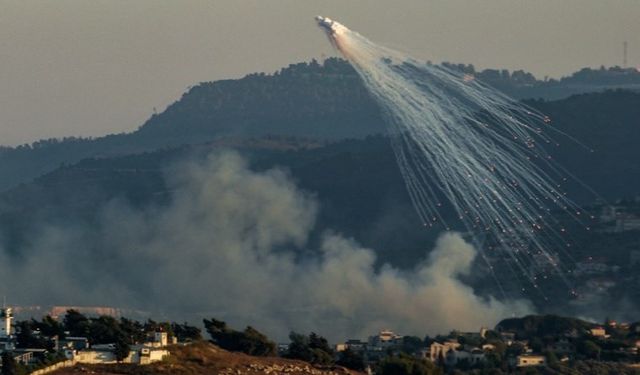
368, 330, 403, 350
426, 341, 461, 362
154, 331, 168, 347
516, 354, 546, 367
64, 345, 169, 365
0, 307, 13, 338
335, 339, 367, 353
589, 327, 609, 338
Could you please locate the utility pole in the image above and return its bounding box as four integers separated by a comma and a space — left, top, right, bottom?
623, 41, 628, 68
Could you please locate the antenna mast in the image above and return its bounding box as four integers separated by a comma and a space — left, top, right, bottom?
623, 41, 628, 68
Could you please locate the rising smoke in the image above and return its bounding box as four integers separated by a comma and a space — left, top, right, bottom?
0, 152, 531, 341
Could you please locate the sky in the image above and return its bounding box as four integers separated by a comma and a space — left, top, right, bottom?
0, 0, 638, 146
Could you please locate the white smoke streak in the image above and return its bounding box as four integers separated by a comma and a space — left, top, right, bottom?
318, 18, 586, 290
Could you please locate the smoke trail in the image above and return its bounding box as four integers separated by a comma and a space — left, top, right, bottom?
316, 17, 588, 294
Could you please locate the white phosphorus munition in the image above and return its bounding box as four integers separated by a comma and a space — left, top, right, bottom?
316, 17, 592, 296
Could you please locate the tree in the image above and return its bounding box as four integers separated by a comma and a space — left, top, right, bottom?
36, 315, 65, 339
1, 352, 17, 375
377, 353, 441, 375
15, 321, 49, 350
401, 336, 425, 354
286, 332, 313, 362
240, 326, 277, 357
119, 318, 146, 344
113, 337, 131, 362
63, 310, 90, 337
336, 348, 365, 371
88, 316, 126, 345
171, 322, 202, 342
203, 318, 276, 356
577, 340, 601, 360
285, 332, 333, 365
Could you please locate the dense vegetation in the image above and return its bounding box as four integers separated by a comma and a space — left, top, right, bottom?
203, 318, 276, 357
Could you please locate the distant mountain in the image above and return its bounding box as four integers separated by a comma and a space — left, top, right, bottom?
1, 87, 640, 267
1, 59, 639, 192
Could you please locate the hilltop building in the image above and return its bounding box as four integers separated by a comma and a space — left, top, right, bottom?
0, 306, 16, 351
0, 307, 13, 338
515, 354, 546, 367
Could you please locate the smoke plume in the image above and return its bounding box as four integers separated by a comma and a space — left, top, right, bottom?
0, 152, 531, 340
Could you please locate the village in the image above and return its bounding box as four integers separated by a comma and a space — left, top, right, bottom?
332, 320, 640, 373
2, 303, 640, 374
0, 306, 175, 374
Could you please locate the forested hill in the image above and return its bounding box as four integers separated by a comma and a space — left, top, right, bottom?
0, 58, 639, 192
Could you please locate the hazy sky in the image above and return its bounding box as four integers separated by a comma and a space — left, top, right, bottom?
0, 1, 638, 146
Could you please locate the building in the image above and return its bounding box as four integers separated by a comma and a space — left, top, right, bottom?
0, 307, 13, 338
0, 306, 16, 351
589, 327, 608, 338
60, 337, 90, 351
445, 348, 485, 366
516, 354, 546, 367
12, 349, 48, 365
427, 341, 461, 362
368, 330, 402, 347
335, 339, 367, 353
64, 345, 169, 365
149, 331, 168, 347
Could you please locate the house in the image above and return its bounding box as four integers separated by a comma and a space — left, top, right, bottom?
12, 349, 47, 365
368, 330, 403, 350
516, 354, 546, 367
456, 327, 489, 341
445, 348, 485, 366
65, 345, 169, 365
335, 339, 367, 353
136, 346, 169, 365
427, 341, 461, 362
0, 307, 16, 351
0, 307, 13, 339
60, 336, 89, 351
482, 344, 496, 352
589, 327, 609, 338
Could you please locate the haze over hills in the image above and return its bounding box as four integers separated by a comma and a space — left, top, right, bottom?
0, 59, 639, 192
1, 58, 640, 335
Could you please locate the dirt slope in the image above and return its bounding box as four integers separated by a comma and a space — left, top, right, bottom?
52, 342, 362, 375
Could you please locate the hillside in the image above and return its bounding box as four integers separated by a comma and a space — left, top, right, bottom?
0, 59, 638, 192
51, 342, 361, 375
495, 315, 597, 340
1, 90, 640, 260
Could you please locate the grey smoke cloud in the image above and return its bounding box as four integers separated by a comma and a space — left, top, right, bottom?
0, 152, 531, 341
